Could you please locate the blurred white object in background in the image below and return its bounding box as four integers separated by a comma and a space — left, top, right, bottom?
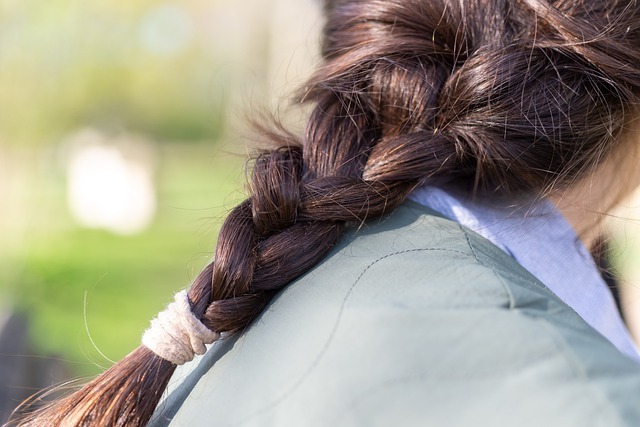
65, 128, 156, 235
138, 3, 194, 57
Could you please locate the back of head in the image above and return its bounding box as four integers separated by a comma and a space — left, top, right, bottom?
311, 0, 640, 196
13, 1, 640, 426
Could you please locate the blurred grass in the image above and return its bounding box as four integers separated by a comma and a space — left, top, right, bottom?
0, 143, 245, 376
0, 0, 317, 382
0, 1, 238, 146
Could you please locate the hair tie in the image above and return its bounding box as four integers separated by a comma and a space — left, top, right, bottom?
142, 290, 220, 365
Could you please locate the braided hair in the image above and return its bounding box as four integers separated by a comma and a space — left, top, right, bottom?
14, 0, 640, 425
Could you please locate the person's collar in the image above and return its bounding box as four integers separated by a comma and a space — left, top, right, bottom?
410, 185, 640, 362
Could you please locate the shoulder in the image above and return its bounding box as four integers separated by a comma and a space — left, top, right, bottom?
151, 202, 640, 427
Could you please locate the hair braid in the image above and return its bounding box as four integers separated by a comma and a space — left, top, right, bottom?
15, 0, 640, 425
251, 146, 303, 235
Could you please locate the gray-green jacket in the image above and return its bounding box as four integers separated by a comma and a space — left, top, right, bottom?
150, 202, 640, 427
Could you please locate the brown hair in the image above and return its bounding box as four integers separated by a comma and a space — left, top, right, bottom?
12, 0, 640, 425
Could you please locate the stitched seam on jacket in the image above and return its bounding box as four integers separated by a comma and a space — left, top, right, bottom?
460, 224, 516, 310
230, 247, 473, 426
459, 224, 628, 427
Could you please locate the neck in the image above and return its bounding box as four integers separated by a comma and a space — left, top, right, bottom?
550, 150, 634, 250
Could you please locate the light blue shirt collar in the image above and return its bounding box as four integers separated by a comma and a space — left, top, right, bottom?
410, 185, 640, 362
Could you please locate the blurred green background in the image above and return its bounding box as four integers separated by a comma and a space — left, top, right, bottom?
0, 0, 321, 381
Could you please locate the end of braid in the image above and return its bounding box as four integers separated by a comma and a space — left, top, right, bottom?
12, 254, 223, 426
11, 347, 173, 427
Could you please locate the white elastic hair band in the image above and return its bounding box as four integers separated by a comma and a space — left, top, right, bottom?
142, 290, 220, 365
